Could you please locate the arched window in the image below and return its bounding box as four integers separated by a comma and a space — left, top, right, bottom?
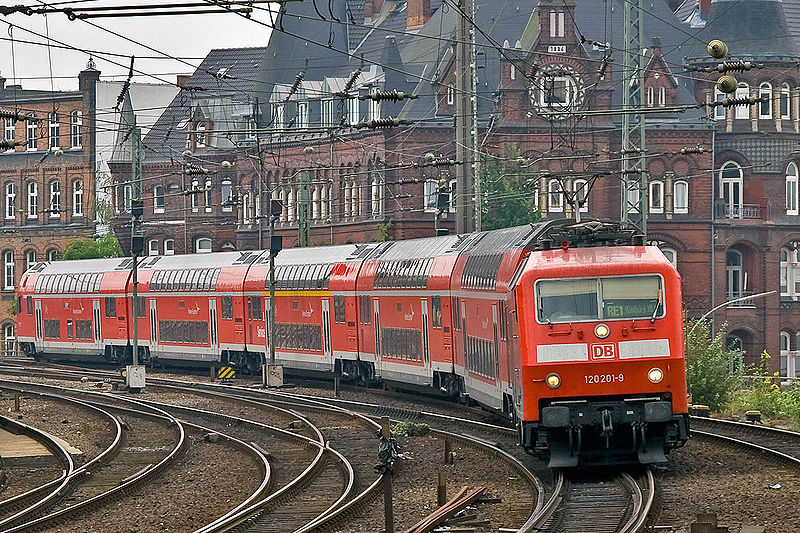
221, 180, 232, 212
243, 192, 251, 222
5, 182, 16, 219
661, 247, 677, 267
48, 112, 59, 149
759, 83, 772, 119
781, 331, 791, 377
25, 249, 36, 271
148, 239, 159, 256
70, 111, 82, 148
735, 83, 750, 119
4, 118, 14, 148
424, 179, 437, 212
27, 181, 38, 219
164, 239, 175, 256
153, 185, 165, 213
195, 237, 212, 254
123, 184, 132, 212
2, 323, 14, 357
191, 179, 199, 212
658, 86, 666, 107
726, 249, 743, 300
548, 179, 563, 212
649, 180, 664, 213
573, 178, 588, 212
72, 180, 83, 216
49, 180, 60, 218
47, 249, 58, 262
788, 163, 799, 215
720, 161, 743, 218
780, 245, 800, 297
3, 250, 14, 290
287, 188, 296, 221
674, 180, 688, 214
205, 179, 212, 212
781, 83, 791, 119
647, 86, 654, 107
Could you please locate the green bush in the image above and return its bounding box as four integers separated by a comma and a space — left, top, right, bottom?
728, 351, 800, 423
392, 421, 430, 437
684, 317, 742, 410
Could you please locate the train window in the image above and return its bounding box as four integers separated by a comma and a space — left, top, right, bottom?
334, 295, 346, 323
396, 303, 402, 312
600, 276, 662, 320
26, 296, 33, 315
135, 297, 146, 318
292, 300, 299, 310
105, 297, 116, 318
66, 320, 74, 339
221, 296, 233, 319
498, 301, 507, 340
432, 296, 442, 328
76, 320, 92, 340
44, 319, 60, 339
359, 295, 371, 324
248, 296, 262, 320
537, 279, 598, 323
453, 297, 461, 330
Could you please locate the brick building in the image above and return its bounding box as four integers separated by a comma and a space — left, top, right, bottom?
0, 63, 100, 355
106, 0, 800, 373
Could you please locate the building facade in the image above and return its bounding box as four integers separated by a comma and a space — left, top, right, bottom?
0, 64, 100, 355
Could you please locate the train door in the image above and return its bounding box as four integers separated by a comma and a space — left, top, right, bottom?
491, 303, 502, 397
421, 298, 432, 384
209, 298, 219, 361
373, 298, 381, 375
92, 300, 102, 351
35, 300, 42, 346
149, 299, 158, 358
460, 299, 467, 370
321, 299, 332, 363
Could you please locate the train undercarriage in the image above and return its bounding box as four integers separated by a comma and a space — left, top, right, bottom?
521, 395, 689, 468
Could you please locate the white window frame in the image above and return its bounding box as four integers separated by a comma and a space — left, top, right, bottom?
348, 95, 359, 126
48, 112, 59, 149
759, 82, 772, 119
25, 249, 36, 271
573, 178, 588, 212
3, 323, 14, 357
322, 99, 334, 127
27, 181, 38, 219
714, 88, 726, 120
195, 238, 212, 254
661, 247, 677, 268
720, 161, 743, 218
781, 83, 791, 119
205, 179, 212, 212
221, 180, 232, 212
369, 90, 380, 121
5, 182, 16, 219
735, 84, 750, 119
658, 86, 666, 107
27, 120, 37, 151
649, 180, 664, 214
4, 118, 14, 149
787, 162, 799, 215
123, 184, 132, 212
548, 179, 563, 212
72, 179, 83, 216
164, 239, 175, 256
47, 249, 58, 261
424, 179, 438, 212
674, 180, 688, 214
191, 179, 199, 212
70, 111, 82, 148
273, 104, 284, 129
49, 180, 60, 218
780, 247, 800, 298
297, 102, 308, 129
3, 250, 14, 290
243, 192, 251, 223
510, 65, 516, 81
447, 85, 455, 106
148, 239, 159, 256
540, 76, 577, 109
647, 86, 654, 107
153, 185, 165, 214
626, 182, 641, 214
550, 11, 557, 37
726, 249, 744, 300
195, 124, 206, 148
448, 178, 457, 213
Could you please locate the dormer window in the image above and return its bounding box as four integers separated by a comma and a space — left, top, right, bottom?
297, 102, 308, 129
658, 86, 666, 107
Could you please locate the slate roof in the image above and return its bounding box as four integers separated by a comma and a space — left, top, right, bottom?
684, 0, 800, 60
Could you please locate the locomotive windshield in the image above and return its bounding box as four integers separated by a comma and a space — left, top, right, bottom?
536, 275, 663, 323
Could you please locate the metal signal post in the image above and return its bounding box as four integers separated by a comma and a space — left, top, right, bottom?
128, 126, 146, 391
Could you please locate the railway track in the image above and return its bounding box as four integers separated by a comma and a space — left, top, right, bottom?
691, 416, 800, 465
0, 363, 665, 532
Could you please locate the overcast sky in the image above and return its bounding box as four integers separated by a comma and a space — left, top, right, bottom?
0, 2, 277, 91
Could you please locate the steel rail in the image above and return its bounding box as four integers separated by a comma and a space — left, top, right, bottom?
0, 387, 122, 527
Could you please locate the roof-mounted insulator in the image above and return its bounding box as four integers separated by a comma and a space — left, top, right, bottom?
184, 163, 210, 176
679, 145, 705, 155
359, 89, 418, 102
352, 116, 413, 129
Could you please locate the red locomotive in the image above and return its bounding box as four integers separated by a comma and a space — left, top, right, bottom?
15, 219, 688, 466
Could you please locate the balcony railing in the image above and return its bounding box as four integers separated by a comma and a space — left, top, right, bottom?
726, 291, 758, 308
714, 201, 762, 220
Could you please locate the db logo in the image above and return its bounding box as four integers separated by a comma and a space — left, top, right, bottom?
591, 344, 616, 360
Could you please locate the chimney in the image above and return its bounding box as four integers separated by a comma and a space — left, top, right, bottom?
407, 0, 431, 31
650, 36, 662, 56
699, 0, 711, 14
177, 75, 191, 88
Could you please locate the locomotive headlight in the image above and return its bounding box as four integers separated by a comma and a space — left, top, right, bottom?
546, 373, 561, 389
594, 323, 610, 339
648, 367, 664, 384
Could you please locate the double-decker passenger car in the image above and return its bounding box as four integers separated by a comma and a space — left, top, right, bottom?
15, 219, 688, 466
